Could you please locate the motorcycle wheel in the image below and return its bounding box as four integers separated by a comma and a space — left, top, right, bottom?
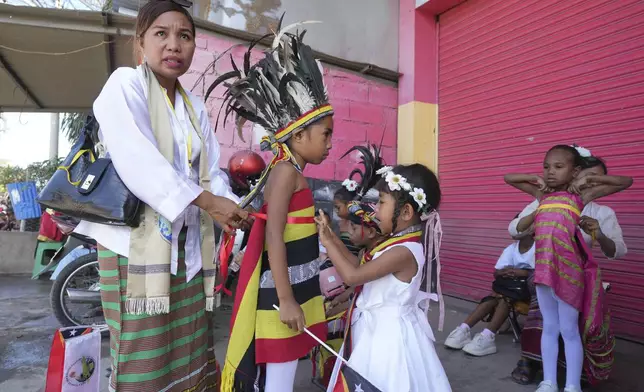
50, 252, 109, 336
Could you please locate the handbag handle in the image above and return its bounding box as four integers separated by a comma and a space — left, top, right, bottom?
57, 149, 96, 186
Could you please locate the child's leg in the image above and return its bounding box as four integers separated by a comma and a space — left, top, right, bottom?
265, 360, 298, 392
536, 285, 560, 384
556, 295, 583, 390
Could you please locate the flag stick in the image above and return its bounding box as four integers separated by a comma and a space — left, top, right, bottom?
272, 304, 348, 365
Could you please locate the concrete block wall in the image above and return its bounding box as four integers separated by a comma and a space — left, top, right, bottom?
0, 232, 38, 275
181, 32, 398, 182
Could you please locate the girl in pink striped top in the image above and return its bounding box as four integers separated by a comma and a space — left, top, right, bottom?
504, 145, 632, 392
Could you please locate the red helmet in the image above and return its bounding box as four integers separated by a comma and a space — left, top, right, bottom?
228, 150, 266, 190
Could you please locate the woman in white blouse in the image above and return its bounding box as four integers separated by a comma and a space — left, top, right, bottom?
75, 2, 248, 391
509, 156, 627, 386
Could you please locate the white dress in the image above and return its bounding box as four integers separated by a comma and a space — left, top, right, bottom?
328, 242, 452, 392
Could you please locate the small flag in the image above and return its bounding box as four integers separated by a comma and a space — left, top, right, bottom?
333, 364, 382, 392
45, 326, 101, 392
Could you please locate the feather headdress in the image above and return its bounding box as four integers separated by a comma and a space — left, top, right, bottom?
346, 201, 381, 232
340, 143, 385, 200
206, 15, 333, 207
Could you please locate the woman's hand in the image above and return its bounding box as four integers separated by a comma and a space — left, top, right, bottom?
193, 191, 249, 233
279, 296, 306, 331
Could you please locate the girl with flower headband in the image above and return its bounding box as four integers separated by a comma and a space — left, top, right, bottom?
208, 16, 333, 392
505, 145, 632, 392
317, 163, 452, 392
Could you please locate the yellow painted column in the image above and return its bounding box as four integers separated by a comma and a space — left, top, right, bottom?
396, 101, 438, 174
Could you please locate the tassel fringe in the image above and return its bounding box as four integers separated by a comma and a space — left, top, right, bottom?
206, 296, 215, 312
220, 362, 235, 392
125, 297, 170, 315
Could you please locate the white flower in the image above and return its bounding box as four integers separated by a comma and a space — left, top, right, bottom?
385, 171, 409, 192
572, 145, 592, 157
410, 187, 427, 210
342, 179, 358, 192
376, 166, 393, 177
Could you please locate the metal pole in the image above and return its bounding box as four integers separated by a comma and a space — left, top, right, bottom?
50, 113, 59, 160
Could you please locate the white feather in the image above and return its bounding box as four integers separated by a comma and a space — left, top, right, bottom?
271, 21, 322, 66
272, 21, 322, 50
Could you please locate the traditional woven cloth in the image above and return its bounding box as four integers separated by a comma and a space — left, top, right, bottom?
99, 229, 221, 392
221, 189, 326, 392
534, 192, 614, 384
126, 64, 216, 315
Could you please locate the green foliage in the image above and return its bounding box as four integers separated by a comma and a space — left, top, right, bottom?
0, 158, 62, 192
61, 112, 87, 143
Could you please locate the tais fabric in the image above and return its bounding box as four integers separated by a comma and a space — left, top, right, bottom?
534, 192, 614, 384
221, 189, 326, 392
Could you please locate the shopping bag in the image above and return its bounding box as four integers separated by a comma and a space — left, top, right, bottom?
45, 326, 101, 392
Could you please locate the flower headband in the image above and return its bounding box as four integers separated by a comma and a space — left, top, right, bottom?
376, 166, 429, 212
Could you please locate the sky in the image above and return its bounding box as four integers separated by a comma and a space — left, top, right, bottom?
0, 113, 72, 167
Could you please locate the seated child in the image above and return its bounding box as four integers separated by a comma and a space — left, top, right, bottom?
445, 219, 535, 356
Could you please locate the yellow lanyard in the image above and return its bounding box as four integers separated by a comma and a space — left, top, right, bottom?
163, 86, 196, 169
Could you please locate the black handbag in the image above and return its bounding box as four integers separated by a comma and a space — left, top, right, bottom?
492, 276, 531, 302
37, 116, 142, 227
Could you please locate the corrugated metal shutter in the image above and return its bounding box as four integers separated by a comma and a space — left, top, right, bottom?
437, 0, 644, 340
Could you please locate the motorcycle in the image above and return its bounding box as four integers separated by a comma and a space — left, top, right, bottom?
44, 149, 266, 332
36, 213, 106, 332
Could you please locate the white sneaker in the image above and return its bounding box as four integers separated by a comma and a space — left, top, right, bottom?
462, 332, 497, 356
563, 386, 582, 392
444, 327, 472, 349
536, 381, 559, 392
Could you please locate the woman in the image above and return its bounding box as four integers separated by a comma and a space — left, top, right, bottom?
75, 1, 248, 391
508, 156, 627, 385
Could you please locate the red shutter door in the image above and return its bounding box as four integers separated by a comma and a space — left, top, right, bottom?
437, 0, 644, 340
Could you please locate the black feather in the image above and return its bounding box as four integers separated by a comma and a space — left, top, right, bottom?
205, 70, 240, 100
340, 144, 384, 200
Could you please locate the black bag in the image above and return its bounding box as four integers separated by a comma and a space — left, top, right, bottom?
492, 276, 530, 302
37, 116, 141, 227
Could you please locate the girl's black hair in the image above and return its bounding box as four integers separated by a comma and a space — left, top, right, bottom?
375, 164, 441, 234
334, 187, 356, 202
547, 145, 584, 167
582, 156, 608, 174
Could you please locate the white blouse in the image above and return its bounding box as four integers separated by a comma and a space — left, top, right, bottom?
76, 67, 240, 282
508, 199, 627, 259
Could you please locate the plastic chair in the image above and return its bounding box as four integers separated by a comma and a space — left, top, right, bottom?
32, 241, 62, 279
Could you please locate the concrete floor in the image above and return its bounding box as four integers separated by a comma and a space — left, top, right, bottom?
0, 275, 642, 392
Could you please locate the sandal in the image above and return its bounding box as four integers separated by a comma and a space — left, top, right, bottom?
511, 358, 536, 385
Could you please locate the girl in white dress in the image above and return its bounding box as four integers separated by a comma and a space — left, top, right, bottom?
317, 164, 452, 392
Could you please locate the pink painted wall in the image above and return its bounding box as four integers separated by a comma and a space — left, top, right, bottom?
181, 32, 398, 181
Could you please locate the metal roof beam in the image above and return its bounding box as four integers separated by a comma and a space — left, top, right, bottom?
0, 52, 43, 109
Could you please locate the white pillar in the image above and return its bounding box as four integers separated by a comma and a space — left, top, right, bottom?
50, 113, 59, 160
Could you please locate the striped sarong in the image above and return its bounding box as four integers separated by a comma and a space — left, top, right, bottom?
98, 229, 220, 392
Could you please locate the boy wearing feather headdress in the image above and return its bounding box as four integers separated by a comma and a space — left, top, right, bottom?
207, 16, 335, 392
